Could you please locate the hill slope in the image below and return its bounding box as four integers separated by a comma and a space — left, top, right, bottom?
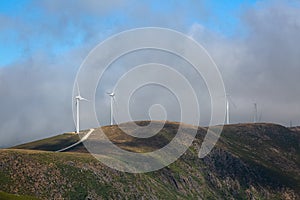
1, 121, 299, 199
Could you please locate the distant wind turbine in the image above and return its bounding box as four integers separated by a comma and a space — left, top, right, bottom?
224, 94, 236, 125
75, 83, 89, 134
258, 112, 262, 122
253, 102, 258, 123
106, 91, 115, 126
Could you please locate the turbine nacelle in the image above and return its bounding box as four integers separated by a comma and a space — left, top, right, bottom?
106, 92, 115, 97
75, 95, 88, 101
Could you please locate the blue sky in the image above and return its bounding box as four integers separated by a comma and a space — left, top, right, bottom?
0, 0, 258, 67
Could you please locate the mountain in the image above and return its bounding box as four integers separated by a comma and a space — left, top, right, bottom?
0, 121, 299, 200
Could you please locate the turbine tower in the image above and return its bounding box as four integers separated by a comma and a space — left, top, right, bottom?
75, 83, 88, 134
107, 91, 115, 126
225, 94, 236, 125
253, 102, 258, 123
226, 99, 230, 125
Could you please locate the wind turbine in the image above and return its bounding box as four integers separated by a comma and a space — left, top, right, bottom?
106, 91, 115, 126
75, 83, 88, 134
253, 102, 258, 123
225, 94, 236, 125
258, 112, 262, 122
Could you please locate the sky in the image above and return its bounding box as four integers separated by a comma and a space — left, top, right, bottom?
0, 0, 300, 148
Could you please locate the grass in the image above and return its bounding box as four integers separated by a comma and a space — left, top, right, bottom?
1, 121, 299, 199
0, 170, 11, 186
0, 191, 38, 200
11, 133, 81, 151
220, 124, 300, 190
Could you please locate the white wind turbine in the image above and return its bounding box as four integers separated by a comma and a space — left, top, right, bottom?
75, 83, 89, 134
225, 94, 236, 125
253, 102, 258, 123
106, 91, 115, 126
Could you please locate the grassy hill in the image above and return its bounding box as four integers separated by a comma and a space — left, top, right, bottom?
1, 121, 299, 199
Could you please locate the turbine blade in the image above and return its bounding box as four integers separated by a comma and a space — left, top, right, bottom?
112, 96, 117, 106
259, 112, 262, 122
227, 96, 237, 108
82, 97, 90, 102
76, 81, 81, 96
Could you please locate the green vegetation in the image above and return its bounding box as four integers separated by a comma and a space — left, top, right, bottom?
12, 133, 81, 151
1, 121, 299, 199
0, 191, 38, 200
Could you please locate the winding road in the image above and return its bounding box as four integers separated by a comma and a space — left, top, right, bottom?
56, 128, 95, 152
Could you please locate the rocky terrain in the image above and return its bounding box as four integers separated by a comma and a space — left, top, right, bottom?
0, 121, 299, 199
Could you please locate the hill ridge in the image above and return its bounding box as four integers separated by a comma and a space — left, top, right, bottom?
1, 121, 299, 199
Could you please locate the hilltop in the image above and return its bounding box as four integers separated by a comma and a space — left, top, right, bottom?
0, 121, 299, 199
